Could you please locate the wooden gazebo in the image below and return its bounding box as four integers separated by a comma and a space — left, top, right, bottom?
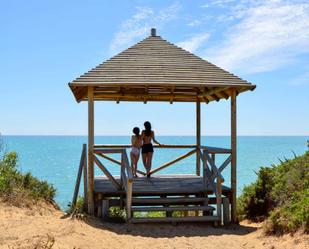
69, 28, 255, 224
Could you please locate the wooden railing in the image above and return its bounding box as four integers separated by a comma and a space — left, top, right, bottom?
120, 150, 133, 219
200, 147, 232, 222
93, 147, 133, 220
94, 144, 231, 176
94, 144, 197, 177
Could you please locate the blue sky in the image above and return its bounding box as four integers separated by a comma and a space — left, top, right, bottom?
0, 0, 308, 136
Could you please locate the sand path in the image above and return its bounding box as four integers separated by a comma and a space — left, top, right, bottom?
0, 203, 308, 249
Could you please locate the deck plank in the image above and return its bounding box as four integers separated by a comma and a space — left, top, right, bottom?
94, 174, 231, 197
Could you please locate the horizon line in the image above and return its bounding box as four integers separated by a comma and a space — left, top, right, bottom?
1, 134, 308, 137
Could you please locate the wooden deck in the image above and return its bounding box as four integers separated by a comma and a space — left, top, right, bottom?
73, 145, 233, 224
94, 174, 231, 197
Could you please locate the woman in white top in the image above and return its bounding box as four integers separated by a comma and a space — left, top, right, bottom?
130, 127, 142, 177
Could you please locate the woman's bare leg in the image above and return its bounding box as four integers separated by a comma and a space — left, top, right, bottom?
142, 153, 147, 174
135, 154, 140, 177
147, 152, 153, 176
130, 152, 135, 176
133, 156, 137, 177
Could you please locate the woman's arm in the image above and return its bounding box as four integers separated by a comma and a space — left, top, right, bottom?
152, 131, 161, 146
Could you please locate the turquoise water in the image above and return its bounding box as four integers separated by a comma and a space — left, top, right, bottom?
2, 136, 308, 209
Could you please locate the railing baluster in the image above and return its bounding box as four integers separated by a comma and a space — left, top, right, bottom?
119, 149, 133, 221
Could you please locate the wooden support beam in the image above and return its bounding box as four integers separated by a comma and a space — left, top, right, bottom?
196, 101, 201, 176
218, 91, 229, 99
96, 152, 122, 165
170, 87, 174, 104
231, 89, 237, 223
144, 85, 148, 104
94, 148, 124, 154
87, 86, 95, 215
94, 92, 199, 100
201, 150, 215, 191
149, 149, 196, 175
198, 87, 228, 98
211, 94, 220, 102
205, 153, 225, 182
94, 155, 121, 190
72, 144, 86, 208
218, 155, 232, 173
202, 97, 209, 104
95, 144, 197, 149
96, 152, 147, 176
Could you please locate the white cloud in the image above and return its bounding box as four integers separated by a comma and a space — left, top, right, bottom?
177, 33, 210, 53
188, 19, 202, 27
205, 1, 309, 74
109, 1, 309, 75
109, 3, 181, 55
201, 0, 237, 8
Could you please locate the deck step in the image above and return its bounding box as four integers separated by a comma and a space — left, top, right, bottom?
131, 197, 207, 205
130, 215, 219, 223
131, 206, 214, 212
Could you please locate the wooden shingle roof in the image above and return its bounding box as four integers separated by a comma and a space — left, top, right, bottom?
69, 29, 255, 103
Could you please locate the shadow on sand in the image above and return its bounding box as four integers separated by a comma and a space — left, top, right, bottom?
78, 216, 257, 238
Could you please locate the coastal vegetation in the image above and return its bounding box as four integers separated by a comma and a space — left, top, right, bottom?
238, 151, 309, 234
0, 150, 56, 206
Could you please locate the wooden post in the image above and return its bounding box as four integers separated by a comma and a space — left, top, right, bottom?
102, 199, 110, 220
196, 101, 201, 176
83, 144, 88, 211
96, 193, 103, 217
126, 181, 133, 220
216, 177, 223, 225
223, 197, 230, 225
231, 89, 237, 223
88, 86, 95, 215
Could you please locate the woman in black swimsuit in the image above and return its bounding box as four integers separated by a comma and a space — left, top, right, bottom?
141, 121, 161, 177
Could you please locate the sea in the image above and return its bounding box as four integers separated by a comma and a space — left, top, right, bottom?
1, 136, 308, 210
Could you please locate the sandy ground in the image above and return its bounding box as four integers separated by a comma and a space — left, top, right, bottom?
0, 203, 308, 249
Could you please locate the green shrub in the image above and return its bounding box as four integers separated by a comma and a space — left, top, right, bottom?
237, 167, 275, 220
266, 189, 309, 234
238, 151, 309, 234
109, 206, 126, 218
67, 196, 85, 215
0, 151, 56, 205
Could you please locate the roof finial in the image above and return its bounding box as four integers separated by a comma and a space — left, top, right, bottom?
151, 28, 156, 37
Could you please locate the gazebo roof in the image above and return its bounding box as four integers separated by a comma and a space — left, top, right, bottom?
69, 29, 255, 103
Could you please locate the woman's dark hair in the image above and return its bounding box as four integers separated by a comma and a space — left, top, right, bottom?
133, 127, 140, 137
144, 121, 152, 136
